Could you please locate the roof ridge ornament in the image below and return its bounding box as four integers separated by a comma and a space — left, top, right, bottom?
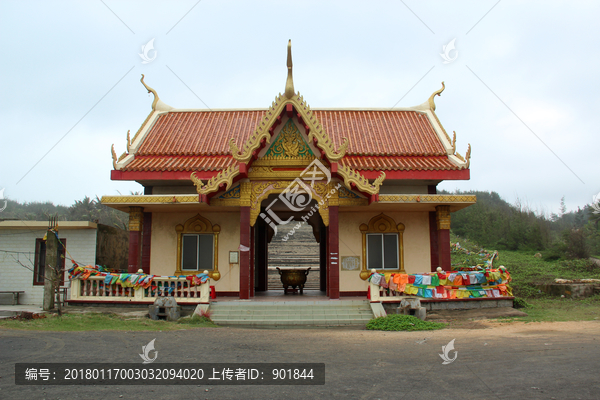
450, 130, 471, 169
428, 81, 445, 111
191, 165, 239, 195
111, 144, 117, 169
284, 40, 294, 99
451, 131, 456, 154
141, 74, 159, 110
337, 165, 385, 195
140, 74, 173, 112
465, 144, 471, 169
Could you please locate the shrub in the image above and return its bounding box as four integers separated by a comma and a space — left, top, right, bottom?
513, 297, 531, 309
178, 314, 216, 326
562, 229, 590, 259
366, 315, 445, 331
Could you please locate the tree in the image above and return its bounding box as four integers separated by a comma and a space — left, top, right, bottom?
559, 196, 567, 216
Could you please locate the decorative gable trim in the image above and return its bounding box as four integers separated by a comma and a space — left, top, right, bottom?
191, 164, 240, 195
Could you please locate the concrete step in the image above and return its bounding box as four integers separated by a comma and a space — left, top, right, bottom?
211, 310, 371, 316
211, 319, 369, 327
209, 301, 373, 327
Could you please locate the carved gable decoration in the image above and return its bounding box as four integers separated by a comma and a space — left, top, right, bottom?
263, 119, 314, 160
192, 41, 385, 197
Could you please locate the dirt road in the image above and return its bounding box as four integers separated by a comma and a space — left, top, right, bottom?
1, 320, 599, 399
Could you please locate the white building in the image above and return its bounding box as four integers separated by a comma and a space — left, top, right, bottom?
0, 221, 127, 306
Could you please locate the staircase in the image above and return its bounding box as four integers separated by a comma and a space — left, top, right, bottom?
268, 223, 321, 291
209, 300, 373, 327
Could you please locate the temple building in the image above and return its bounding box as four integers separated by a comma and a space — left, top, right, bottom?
102, 41, 476, 300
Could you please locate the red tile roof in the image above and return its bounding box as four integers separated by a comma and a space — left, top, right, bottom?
340, 156, 458, 171
122, 155, 235, 172
136, 111, 265, 156
122, 155, 459, 173
123, 110, 460, 172
313, 110, 446, 156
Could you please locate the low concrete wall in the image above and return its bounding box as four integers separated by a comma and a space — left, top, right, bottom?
536, 283, 597, 299
423, 299, 514, 311
382, 298, 513, 313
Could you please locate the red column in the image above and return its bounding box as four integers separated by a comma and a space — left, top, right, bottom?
127, 206, 143, 273
320, 221, 327, 292
328, 206, 339, 299
436, 206, 451, 271
250, 226, 255, 298
239, 206, 251, 299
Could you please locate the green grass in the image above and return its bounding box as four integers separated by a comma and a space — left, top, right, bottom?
496, 296, 600, 323
451, 233, 600, 298
366, 314, 446, 331
0, 313, 218, 331
450, 233, 600, 323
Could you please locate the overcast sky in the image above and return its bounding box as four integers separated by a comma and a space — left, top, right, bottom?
1, 0, 598, 216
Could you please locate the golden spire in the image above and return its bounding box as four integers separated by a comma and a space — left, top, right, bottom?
284, 40, 294, 99
428, 82, 445, 111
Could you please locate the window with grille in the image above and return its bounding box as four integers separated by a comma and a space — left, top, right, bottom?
181, 234, 214, 271
366, 233, 399, 270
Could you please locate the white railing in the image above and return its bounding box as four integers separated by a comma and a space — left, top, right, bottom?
369, 272, 408, 302
69, 274, 211, 304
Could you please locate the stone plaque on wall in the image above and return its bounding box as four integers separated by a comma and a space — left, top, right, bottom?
341, 256, 360, 271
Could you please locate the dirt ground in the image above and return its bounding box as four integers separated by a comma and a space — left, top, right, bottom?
1, 319, 600, 400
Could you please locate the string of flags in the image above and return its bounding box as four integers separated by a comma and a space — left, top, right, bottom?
68, 263, 209, 293
47, 226, 211, 296
368, 266, 512, 299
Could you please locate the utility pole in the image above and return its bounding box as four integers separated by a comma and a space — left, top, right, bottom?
43, 217, 58, 311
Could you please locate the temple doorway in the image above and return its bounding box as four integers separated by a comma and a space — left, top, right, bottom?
253, 200, 327, 295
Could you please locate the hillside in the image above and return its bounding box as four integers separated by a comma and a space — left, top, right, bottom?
443, 190, 600, 259
0, 197, 128, 229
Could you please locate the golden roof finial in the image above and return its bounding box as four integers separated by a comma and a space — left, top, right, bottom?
140, 74, 173, 112
284, 40, 295, 99
140, 74, 159, 110
428, 82, 445, 111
